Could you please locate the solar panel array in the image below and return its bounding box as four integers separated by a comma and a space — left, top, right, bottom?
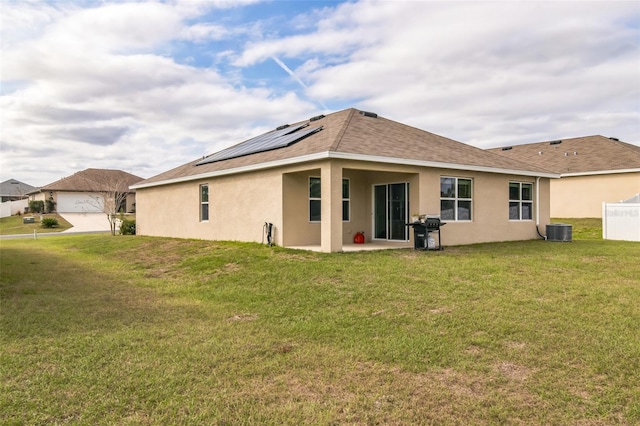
196, 123, 323, 166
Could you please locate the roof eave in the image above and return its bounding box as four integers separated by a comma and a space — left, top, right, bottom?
130, 152, 559, 190
328, 152, 559, 179
560, 168, 640, 177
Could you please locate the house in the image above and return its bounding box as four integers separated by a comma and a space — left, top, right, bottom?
489, 136, 640, 218
28, 168, 144, 213
131, 108, 557, 252
1, 179, 36, 217
1, 179, 36, 202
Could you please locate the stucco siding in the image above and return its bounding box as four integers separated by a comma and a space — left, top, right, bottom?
136, 159, 551, 250
342, 170, 370, 244
126, 193, 136, 213
439, 171, 549, 245
136, 183, 199, 239
551, 172, 640, 218
137, 169, 284, 243
282, 168, 321, 246
30, 193, 46, 202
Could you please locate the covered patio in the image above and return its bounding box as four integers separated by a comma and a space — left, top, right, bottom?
282, 163, 422, 252
287, 240, 414, 252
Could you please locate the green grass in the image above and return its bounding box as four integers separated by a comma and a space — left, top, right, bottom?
553, 217, 603, 240
1, 220, 639, 424
0, 214, 72, 235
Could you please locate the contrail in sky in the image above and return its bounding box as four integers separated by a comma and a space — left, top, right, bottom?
270, 55, 329, 111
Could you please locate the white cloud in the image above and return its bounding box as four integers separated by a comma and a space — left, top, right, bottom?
181, 23, 230, 42
236, 1, 639, 147
0, 1, 317, 185
1, 0, 638, 186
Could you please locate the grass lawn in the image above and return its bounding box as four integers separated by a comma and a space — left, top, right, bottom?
0, 213, 73, 235
553, 218, 603, 240
1, 220, 638, 424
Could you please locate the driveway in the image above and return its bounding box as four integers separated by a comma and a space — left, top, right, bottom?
0, 212, 112, 240
59, 212, 111, 233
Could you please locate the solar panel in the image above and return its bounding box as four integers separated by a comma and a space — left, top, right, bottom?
196, 124, 304, 165
196, 123, 322, 166
270, 126, 323, 149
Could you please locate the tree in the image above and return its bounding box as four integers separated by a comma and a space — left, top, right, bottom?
81, 172, 133, 236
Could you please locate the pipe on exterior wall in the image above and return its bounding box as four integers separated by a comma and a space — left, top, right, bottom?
535, 176, 546, 239
536, 177, 540, 227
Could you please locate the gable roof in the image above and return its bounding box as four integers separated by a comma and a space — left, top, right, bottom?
488, 135, 640, 176
30, 168, 144, 194
1, 179, 37, 197
133, 108, 557, 189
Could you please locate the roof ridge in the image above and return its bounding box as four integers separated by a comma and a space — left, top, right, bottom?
329, 108, 356, 152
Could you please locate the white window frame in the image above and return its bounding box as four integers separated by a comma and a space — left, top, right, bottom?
308, 177, 351, 223
509, 181, 534, 221
309, 177, 321, 223
342, 178, 350, 222
200, 184, 209, 222
440, 176, 473, 221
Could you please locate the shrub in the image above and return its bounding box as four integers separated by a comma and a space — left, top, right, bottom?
29, 200, 44, 213
45, 198, 56, 213
119, 218, 136, 235
41, 217, 59, 228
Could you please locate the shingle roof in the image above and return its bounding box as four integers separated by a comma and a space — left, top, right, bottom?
0, 179, 37, 197
488, 135, 640, 175
32, 168, 144, 193
136, 108, 555, 187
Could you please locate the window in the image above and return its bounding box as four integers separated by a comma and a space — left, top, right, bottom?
509, 182, 533, 220
308, 177, 351, 222
342, 178, 350, 222
440, 177, 472, 221
200, 184, 209, 221
309, 177, 321, 222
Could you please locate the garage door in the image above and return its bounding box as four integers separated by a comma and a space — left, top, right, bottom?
57, 192, 104, 213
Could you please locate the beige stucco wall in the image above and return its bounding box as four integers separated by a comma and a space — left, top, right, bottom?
136, 168, 284, 244
436, 170, 550, 245
282, 167, 321, 246
126, 193, 136, 213
136, 159, 552, 250
29, 193, 46, 203
551, 172, 640, 218
281, 165, 418, 246
30, 191, 60, 211
322, 160, 550, 246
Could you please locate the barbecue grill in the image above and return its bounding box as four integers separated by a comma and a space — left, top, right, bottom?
406, 216, 445, 251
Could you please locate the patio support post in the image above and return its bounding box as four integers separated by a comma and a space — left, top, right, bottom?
320, 162, 343, 253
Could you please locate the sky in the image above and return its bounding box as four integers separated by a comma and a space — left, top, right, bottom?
1, 0, 639, 186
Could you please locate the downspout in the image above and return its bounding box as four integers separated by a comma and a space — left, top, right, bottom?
535, 176, 546, 239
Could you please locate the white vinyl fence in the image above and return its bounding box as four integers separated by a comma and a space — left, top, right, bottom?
1, 199, 29, 218
602, 202, 640, 242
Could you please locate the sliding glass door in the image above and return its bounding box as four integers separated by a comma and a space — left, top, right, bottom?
373, 183, 409, 241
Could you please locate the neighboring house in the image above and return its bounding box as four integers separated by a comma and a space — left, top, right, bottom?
489, 136, 640, 218
28, 168, 144, 213
1, 179, 35, 217
132, 108, 557, 252
1, 179, 36, 202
